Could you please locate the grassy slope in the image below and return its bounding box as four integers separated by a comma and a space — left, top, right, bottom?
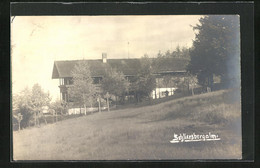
13, 89, 241, 160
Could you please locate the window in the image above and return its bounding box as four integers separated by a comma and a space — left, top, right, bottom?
59, 78, 64, 85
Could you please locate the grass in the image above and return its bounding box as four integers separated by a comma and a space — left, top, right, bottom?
13, 89, 241, 160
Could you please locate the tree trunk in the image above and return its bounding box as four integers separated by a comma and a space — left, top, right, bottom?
55, 110, 57, 122
44, 116, 47, 125
98, 98, 101, 113
38, 113, 40, 126
148, 96, 152, 105
107, 97, 110, 112
207, 75, 213, 91
34, 112, 37, 126
18, 121, 21, 131
115, 96, 117, 108
83, 94, 87, 115
84, 104, 87, 115
36, 112, 40, 127
53, 111, 55, 123
187, 79, 190, 91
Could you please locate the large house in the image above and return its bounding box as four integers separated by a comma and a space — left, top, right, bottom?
52, 53, 189, 103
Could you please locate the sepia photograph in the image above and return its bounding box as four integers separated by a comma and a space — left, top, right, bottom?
11, 15, 242, 160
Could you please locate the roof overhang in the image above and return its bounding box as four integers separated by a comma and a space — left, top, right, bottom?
52, 62, 60, 79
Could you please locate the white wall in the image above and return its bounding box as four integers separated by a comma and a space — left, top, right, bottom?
152, 87, 177, 99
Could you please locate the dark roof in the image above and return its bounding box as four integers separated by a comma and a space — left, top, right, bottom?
52, 58, 188, 79
151, 57, 189, 74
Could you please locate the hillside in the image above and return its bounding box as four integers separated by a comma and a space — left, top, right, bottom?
13, 89, 241, 160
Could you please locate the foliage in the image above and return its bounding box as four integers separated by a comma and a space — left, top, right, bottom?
187, 15, 240, 88
13, 113, 23, 131
171, 45, 190, 59
152, 48, 190, 76
131, 55, 156, 102
31, 84, 51, 112
50, 100, 66, 115
12, 87, 33, 128
100, 67, 130, 101
12, 84, 51, 128
13, 90, 241, 160
160, 74, 198, 95
185, 73, 199, 95
156, 46, 190, 60
31, 84, 51, 126
68, 61, 97, 111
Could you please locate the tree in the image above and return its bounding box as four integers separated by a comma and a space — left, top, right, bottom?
68, 61, 97, 115
13, 113, 23, 131
185, 73, 198, 96
12, 87, 33, 128
12, 84, 51, 129
100, 68, 130, 105
50, 99, 66, 123
180, 47, 190, 59
165, 50, 171, 57
50, 99, 65, 115
174, 45, 181, 58
187, 15, 240, 89
131, 55, 156, 102
31, 84, 51, 126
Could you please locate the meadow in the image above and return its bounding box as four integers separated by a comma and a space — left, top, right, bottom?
13, 89, 241, 160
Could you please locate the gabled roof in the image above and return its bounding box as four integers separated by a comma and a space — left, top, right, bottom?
52, 58, 188, 79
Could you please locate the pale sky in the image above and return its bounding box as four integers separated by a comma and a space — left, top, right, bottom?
11, 15, 202, 101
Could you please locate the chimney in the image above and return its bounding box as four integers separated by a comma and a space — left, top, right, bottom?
102, 53, 107, 63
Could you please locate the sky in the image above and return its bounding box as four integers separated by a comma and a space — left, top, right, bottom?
11, 15, 202, 101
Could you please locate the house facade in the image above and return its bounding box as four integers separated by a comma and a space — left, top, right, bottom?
52, 53, 189, 102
